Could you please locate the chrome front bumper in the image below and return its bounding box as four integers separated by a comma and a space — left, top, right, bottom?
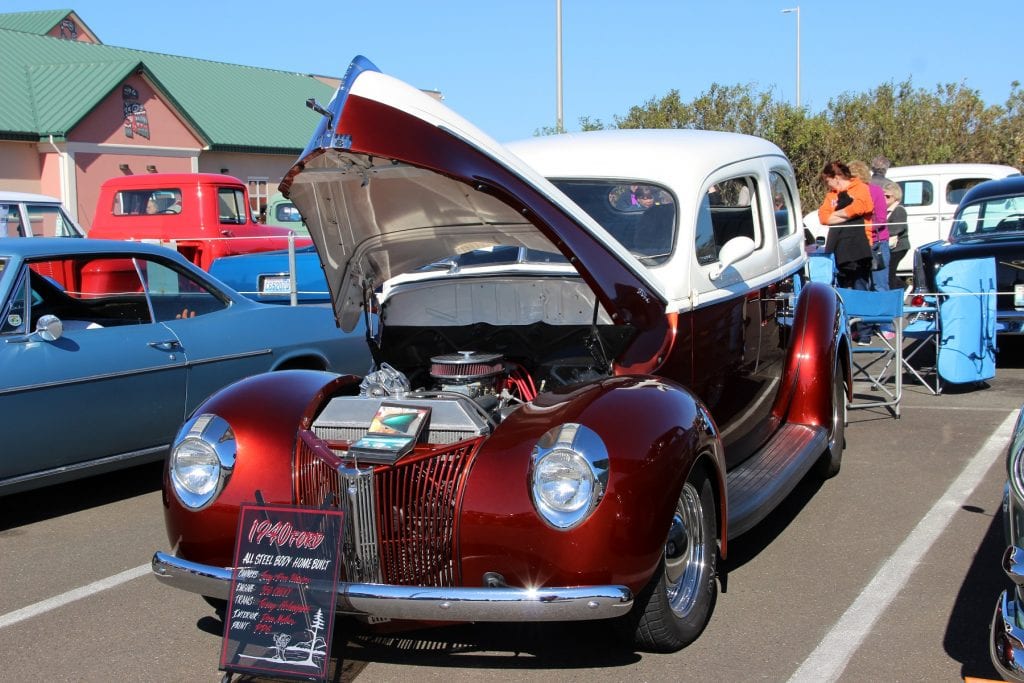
152, 551, 634, 622
992, 546, 1024, 682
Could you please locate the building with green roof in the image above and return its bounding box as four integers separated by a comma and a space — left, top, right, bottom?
0, 9, 341, 228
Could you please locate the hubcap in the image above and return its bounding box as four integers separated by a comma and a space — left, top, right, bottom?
664, 481, 706, 618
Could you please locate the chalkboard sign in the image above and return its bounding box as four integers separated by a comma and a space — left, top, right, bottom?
220, 503, 344, 682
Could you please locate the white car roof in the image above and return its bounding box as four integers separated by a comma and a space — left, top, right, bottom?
0, 190, 65, 204
506, 129, 787, 191
887, 163, 1019, 178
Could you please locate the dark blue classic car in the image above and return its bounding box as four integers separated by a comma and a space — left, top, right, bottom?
0, 238, 369, 495
914, 175, 1024, 334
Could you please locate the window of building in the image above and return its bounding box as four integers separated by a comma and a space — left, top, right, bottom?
248, 177, 269, 222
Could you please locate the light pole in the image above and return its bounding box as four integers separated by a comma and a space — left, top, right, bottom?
781, 6, 800, 108
556, 0, 563, 133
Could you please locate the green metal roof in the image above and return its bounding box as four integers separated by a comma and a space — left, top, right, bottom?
0, 19, 337, 153
0, 9, 75, 35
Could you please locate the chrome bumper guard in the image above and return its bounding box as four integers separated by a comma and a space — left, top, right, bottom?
152, 551, 634, 622
993, 545, 1024, 681
992, 590, 1024, 682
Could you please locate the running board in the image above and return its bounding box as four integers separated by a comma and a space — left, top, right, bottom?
726, 423, 828, 537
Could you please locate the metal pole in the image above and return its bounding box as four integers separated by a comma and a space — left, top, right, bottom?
287, 232, 297, 307
781, 6, 801, 108
556, 0, 563, 133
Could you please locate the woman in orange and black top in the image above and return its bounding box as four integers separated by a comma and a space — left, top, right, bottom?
818, 160, 874, 290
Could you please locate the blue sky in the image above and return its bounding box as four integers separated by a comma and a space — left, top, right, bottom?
7, 1, 1024, 142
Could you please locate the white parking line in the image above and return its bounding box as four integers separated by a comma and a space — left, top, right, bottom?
0, 563, 150, 629
788, 409, 1018, 683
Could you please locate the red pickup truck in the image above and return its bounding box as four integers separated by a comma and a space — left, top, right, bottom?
88, 173, 310, 270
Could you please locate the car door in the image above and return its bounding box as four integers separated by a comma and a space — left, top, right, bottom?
132, 256, 275, 416
0, 254, 188, 483
688, 166, 779, 465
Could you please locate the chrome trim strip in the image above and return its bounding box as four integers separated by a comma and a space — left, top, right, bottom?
992, 590, 1024, 682
152, 551, 633, 621
0, 445, 166, 490
0, 363, 188, 395
0, 349, 272, 396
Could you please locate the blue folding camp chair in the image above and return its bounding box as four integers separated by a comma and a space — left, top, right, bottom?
807, 253, 836, 285
836, 287, 905, 418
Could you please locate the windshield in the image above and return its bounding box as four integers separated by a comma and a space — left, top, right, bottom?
951, 194, 1024, 239
551, 180, 676, 265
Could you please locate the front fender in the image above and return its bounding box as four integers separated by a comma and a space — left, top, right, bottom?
774, 281, 848, 427
163, 370, 360, 567
458, 375, 723, 595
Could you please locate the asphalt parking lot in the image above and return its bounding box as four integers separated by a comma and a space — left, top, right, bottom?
1, 340, 1022, 682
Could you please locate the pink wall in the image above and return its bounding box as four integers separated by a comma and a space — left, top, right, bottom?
45, 14, 95, 43
69, 74, 200, 148
69, 74, 202, 230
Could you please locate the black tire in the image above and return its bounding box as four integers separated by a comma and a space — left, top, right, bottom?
628, 469, 718, 652
815, 360, 845, 479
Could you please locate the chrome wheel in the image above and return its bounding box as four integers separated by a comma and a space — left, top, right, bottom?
664, 480, 708, 619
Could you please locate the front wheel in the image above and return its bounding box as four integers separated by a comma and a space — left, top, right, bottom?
627, 469, 718, 652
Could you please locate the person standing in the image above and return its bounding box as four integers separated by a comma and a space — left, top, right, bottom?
870, 155, 891, 185
818, 161, 874, 291
849, 160, 891, 293
883, 180, 910, 290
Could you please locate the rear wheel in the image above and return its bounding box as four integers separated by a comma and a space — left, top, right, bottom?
628, 469, 718, 652
816, 360, 845, 479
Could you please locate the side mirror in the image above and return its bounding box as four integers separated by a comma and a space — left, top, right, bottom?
35, 314, 63, 341
711, 236, 755, 279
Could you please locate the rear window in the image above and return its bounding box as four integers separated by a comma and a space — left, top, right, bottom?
112, 189, 182, 216
946, 178, 990, 205
951, 194, 1024, 238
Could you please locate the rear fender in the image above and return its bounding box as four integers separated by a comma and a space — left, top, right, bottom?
773, 282, 849, 427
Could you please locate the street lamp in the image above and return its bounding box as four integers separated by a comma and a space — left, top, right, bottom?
781, 6, 801, 108
556, 0, 563, 133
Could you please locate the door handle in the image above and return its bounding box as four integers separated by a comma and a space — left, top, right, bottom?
148, 340, 182, 352
924, 216, 937, 221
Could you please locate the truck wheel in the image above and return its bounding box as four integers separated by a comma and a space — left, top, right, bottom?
629, 469, 718, 652
816, 360, 845, 479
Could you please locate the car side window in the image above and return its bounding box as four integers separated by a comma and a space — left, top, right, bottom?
898, 180, 933, 207
0, 204, 25, 238
1, 268, 29, 334
946, 178, 989, 205
769, 171, 797, 238
697, 176, 762, 262
218, 188, 248, 225
139, 258, 229, 321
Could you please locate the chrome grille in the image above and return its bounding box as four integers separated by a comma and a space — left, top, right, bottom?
295, 430, 479, 587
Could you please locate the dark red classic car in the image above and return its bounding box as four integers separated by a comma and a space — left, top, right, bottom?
152, 56, 850, 653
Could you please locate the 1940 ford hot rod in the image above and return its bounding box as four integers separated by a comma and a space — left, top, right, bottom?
152, 56, 850, 653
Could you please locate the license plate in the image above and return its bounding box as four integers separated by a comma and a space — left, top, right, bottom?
1016, 284, 1024, 309
259, 275, 292, 294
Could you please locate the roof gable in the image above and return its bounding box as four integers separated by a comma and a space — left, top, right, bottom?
0, 22, 335, 152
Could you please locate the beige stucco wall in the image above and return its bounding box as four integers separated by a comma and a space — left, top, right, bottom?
197, 152, 297, 188
0, 142, 43, 193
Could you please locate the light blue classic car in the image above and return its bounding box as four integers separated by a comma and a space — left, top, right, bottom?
0, 238, 370, 495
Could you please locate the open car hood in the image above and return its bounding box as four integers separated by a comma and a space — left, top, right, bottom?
281, 57, 668, 366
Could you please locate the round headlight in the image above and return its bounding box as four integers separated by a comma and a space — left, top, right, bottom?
170, 413, 236, 510
535, 449, 594, 513
171, 437, 220, 496
530, 423, 608, 530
